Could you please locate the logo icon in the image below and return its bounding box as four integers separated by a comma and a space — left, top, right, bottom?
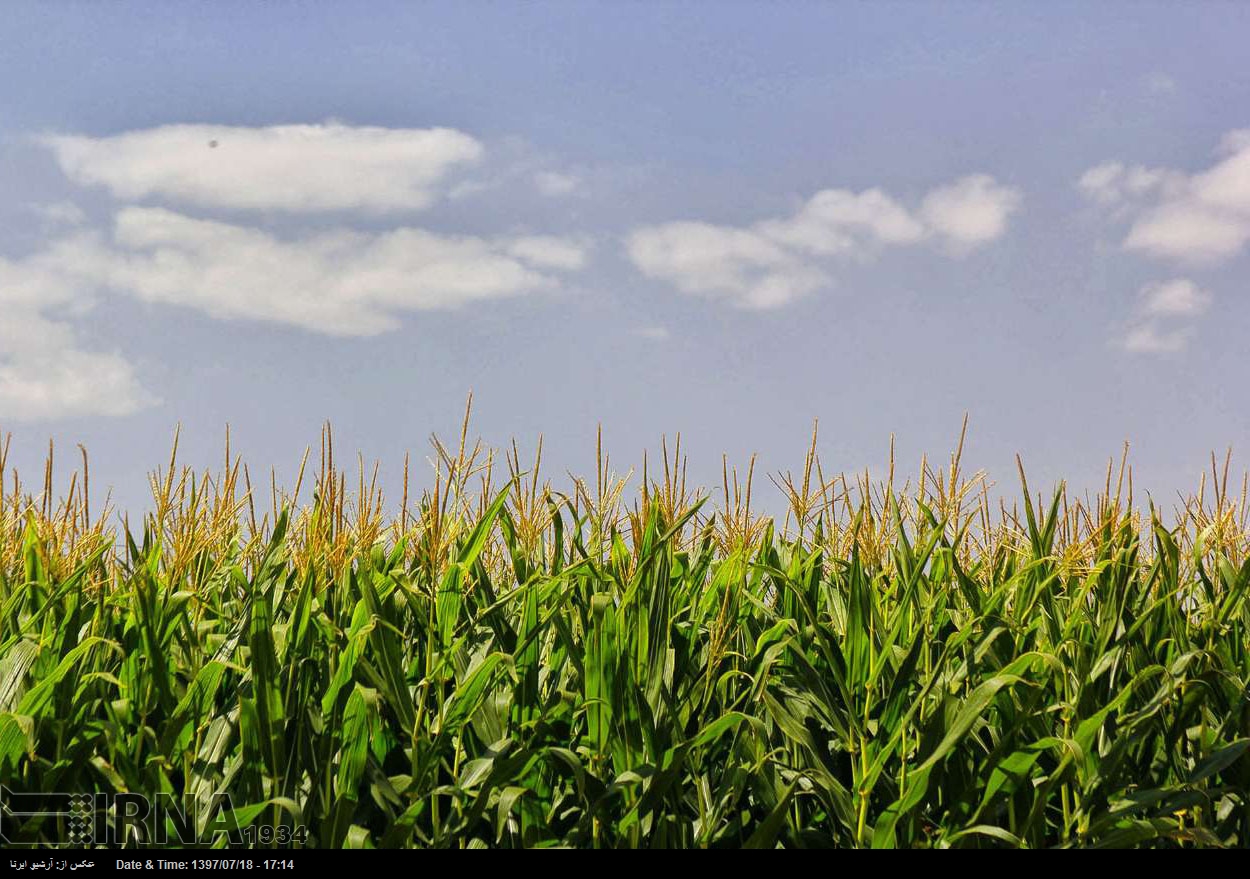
0, 787, 98, 846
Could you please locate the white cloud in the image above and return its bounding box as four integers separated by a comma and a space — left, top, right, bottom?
1081, 130, 1250, 264
0, 280, 156, 422
1078, 162, 1125, 204
506, 236, 588, 270
1139, 278, 1211, 317
0, 234, 102, 310
627, 174, 1019, 307
534, 171, 581, 197
920, 174, 1022, 252
627, 221, 830, 309
1190, 132, 1250, 213
0, 345, 157, 422
1120, 321, 1193, 354
2, 208, 588, 338
39, 123, 483, 213
1077, 163, 1186, 212
756, 188, 926, 256
1124, 202, 1250, 263
6, 122, 593, 420
636, 326, 671, 341
1115, 278, 1211, 355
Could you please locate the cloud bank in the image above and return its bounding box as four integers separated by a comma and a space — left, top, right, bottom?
0, 122, 592, 421
1080, 130, 1250, 264
1117, 278, 1212, 355
39, 123, 484, 213
0, 245, 156, 421
2, 209, 589, 338
626, 174, 1020, 308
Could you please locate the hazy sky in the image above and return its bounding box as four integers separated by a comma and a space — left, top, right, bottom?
2, 2, 1248, 517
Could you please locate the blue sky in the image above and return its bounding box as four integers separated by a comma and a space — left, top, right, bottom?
1, 2, 1248, 517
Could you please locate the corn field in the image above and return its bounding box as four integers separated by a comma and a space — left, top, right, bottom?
1, 413, 1248, 848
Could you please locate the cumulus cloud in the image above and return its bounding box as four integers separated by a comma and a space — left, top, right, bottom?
627, 221, 830, 309
1120, 322, 1194, 354
1077, 162, 1181, 206
1116, 278, 1211, 355
1080, 130, 1250, 264
506, 236, 589, 270
2, 208, 588, 338
0, 260, 156, 421
755, 188, 926, 256
1138, 278, 1212, 317
0, 342, 156, 422
38, 123, 483, 213
626, 174, 1020, 307
1124, 202, 1250, 263
920, 175, 1022, 252
4, 122, 594, 421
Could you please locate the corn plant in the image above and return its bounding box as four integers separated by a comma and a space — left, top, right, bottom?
0, 419, 1247, 848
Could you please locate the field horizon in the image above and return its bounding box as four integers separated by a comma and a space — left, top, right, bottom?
4, 2, 1249, 851
2, 411, 1247, 848
3, 402, 1247, 554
